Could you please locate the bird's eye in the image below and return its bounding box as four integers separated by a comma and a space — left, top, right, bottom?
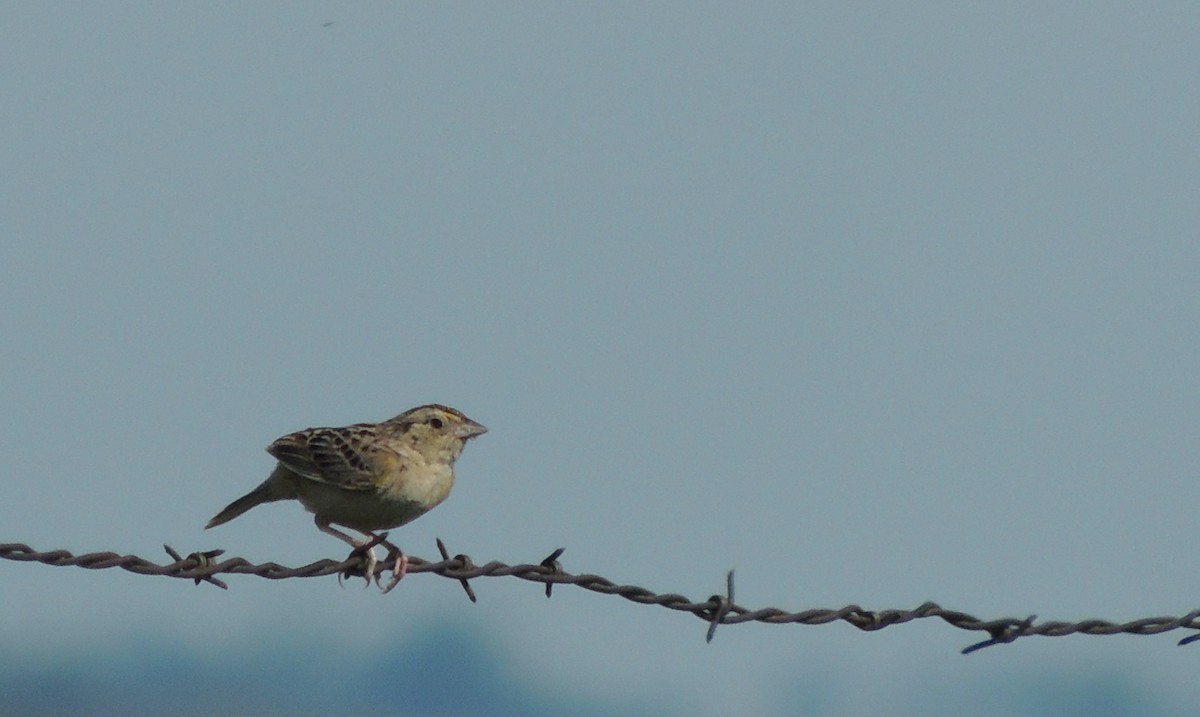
429, 417, 444, 429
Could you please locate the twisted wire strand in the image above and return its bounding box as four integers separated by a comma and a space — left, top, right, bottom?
4, 541, 1198, 653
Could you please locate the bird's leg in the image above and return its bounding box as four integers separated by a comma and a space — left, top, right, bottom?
316, 517, 379, 588
378, 537, 408, 594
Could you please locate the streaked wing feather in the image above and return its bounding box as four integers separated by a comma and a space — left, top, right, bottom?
266, 424, 389, 491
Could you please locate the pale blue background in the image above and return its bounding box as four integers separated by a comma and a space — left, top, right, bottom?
2, 3, 1198, 715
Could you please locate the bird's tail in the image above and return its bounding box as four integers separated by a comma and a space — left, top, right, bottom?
205, 484, 276, 529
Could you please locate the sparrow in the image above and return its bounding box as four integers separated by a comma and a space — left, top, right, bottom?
205, 404, 486, 592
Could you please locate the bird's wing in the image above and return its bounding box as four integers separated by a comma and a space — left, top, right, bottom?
266, 424, 397, 491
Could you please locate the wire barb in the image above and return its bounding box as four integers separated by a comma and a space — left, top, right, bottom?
436, 538, 477, 603
163, 544, 228, 589
4, 541, 1199, 653
540, 548, 566, 598
705, 569, 735, 643
961, 615, 1037, 655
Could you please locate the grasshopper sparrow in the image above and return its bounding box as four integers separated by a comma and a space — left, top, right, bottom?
206, 404, 486, 592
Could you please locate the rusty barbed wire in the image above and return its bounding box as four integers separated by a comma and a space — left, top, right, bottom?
3, 540, 1199, 654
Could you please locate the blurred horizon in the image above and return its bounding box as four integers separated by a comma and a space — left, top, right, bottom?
3, 618, 1184, 717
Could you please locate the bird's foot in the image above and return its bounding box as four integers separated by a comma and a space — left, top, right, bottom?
379, 542, 408, 594
338, 533, 389, 588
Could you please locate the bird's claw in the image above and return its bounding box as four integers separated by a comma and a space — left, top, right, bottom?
331, 532, 406, 592
380, 546, 408, 594
338, 533, 389, 588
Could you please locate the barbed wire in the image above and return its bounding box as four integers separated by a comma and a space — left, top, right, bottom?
4, 540, 1199, 654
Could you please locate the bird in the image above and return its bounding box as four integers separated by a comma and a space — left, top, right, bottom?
205, 404, 486, 592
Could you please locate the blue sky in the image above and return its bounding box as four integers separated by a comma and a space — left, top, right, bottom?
2, 3, 1198, 715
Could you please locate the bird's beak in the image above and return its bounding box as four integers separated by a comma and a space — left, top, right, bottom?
455, 420, 488, 439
